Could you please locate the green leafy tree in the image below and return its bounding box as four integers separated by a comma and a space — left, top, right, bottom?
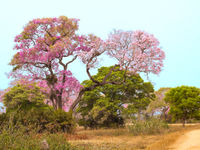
77, 66, 154, 128
1, 84, 76, 133
3, 83, 46, 112
164, 86, 200, 126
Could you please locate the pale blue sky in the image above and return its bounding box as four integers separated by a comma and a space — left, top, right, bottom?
0, 0, 200, 90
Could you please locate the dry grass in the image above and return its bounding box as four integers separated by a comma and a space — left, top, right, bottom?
65, 124, 200, 150
69, 128, 159, 150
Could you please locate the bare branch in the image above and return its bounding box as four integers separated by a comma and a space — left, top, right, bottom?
66, 55, 77, 68
86, 66, 100, 84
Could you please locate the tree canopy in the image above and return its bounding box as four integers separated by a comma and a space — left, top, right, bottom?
164, 86, 200, 126
9, 16, 165, 111
77, 66, 154, 128
2, 83, 46, 112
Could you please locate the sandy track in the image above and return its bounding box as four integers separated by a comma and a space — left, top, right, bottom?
169, 129, 200, 150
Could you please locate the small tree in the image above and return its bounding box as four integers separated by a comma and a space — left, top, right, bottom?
164, 86, 200, 126
3, 83, 46, 112
1, 83, 76, 133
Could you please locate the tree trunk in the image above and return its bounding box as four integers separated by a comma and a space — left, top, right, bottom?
50, 93, 57, 110
182, 119, 185, 127
182, 113, 187, 127
70, 83, 101, 112
70, 65, 122, 113
70, 89, 85, 111
57, 95, 62, 110
182, 116, 186, 127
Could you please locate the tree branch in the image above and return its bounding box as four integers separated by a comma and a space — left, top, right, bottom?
66, 55, 78, 68
86, 66, 100, 84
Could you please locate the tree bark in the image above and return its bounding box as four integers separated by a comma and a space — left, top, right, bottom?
182, 115, 186, 127
182, 119, 185, 127
58, 95, 63, 110
70, 83, 101, 111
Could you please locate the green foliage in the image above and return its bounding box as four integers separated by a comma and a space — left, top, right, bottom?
0, 107, 76, 133
164, 86, 200, 126
45, 133, 76, 150
78, 97, 124, 129
3, 83, 45, 112
0, 127, 76, 150
1, 84, 76, 133
128, 118, 168, 135
45, 109, 76, 133
77, 66, 154, 128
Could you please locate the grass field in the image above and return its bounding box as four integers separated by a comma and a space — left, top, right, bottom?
0, 123, 199, 149
64, 124, 200, 150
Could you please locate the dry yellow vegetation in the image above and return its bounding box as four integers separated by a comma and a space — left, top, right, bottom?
66, 124, 200, 150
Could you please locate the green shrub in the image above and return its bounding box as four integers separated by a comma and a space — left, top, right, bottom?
46, 133, 75, 150
0, 108, 76, 134
2, 83, 45, 112
0, 127, 76, 150
0, 113, 8, 130
45, 109, 76, 133
1, 83, 76, 134
128, 118, 168, 135
78, 114, 124, 129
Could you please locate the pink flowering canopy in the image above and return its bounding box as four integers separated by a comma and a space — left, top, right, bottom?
70, 30, 165, 110
10, 16, 91, 109
10, 16, 165, 111
106, 30, 165, 74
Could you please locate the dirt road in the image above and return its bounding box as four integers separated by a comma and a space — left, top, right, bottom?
169, 129, 200, 150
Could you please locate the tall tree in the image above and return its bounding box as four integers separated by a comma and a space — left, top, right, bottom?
10, 16, 89, 109
164, 86, 200, 126
10, 16, 165, 111
71, 30, 165, 110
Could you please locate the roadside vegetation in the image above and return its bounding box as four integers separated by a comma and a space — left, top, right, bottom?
0, 16, 200, 150
1, 80, 200, 149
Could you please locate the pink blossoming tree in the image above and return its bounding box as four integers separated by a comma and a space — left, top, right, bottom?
70, 30, 165, 110
10, 16, 165, 112
10, 16, 88, 110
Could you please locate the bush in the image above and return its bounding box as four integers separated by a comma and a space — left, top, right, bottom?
2, 83, 45, 112
1, 83, 76, 134
0, 108, 76, 134
128, 118, 168, 135
0, 83, 75, 136
0, 113, 8, 130
0, 127, 76, 150
77, 97, 125, 129
45, 109, 76, 133
78, 114, 124, 129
